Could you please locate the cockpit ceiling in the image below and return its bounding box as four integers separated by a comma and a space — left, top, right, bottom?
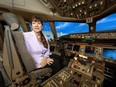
49, 0, 116, 20
0, 0, 116, 22
0, 6, 79, 22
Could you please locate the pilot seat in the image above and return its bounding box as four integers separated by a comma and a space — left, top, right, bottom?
1, 12, 52, 87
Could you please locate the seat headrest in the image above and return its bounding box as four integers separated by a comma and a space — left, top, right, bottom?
2, 12, 20, 30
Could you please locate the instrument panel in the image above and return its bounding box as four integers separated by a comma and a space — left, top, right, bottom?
49, 39, 116, 87
41, 54, 105, 87
50, 42, 116, 64
63, 43, 116, 64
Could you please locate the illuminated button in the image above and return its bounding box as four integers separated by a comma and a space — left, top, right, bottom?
74, 57, 78, 60
70, 70, 73, 73
60, 81, 62, 84
82, 1, 84, 4
73, 6, 75, 8
78, 3, 81, 5
71, 13, 73, 15
84, 12, 87, 15
80, 10, 82, 12
90, 6, 92, 9
75, 4, 78, 7
100, 1, 103, 5
95, 4, 97, 7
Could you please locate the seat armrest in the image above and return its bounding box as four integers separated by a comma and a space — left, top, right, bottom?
29, 68, 52, 79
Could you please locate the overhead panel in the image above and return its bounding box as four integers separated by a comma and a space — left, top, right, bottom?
49, 0, 116, 20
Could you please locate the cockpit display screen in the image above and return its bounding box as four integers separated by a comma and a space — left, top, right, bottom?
73, 45, 80, 51
85, 46, 95, 54
50, 45, 55, 52
67, 44, 73, 50
102, 48, 116, 60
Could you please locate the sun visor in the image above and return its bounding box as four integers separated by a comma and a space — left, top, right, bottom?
2, 12, 20, 31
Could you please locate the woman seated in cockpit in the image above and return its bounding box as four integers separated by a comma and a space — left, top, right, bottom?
23, 16, 61, 75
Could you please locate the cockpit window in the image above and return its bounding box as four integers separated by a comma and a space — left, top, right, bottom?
29, 22, 54, 40
18, 25, 24, 32
96, 13, 116, 32
42, 22, 53, 40
54, 22, 89, 37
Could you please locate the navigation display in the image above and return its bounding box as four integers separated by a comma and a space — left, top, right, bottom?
85, 46, 95, 54
73, 45, 80, 51
102, 48, 116, 60
67, 44, 73, 50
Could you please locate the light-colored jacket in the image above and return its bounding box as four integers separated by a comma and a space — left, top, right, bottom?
23, 31, 51, 68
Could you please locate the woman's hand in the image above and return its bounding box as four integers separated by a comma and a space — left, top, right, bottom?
40, 57, 47, 68
47, 58, 54, 65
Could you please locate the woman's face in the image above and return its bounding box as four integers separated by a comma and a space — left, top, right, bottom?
32, 21, 42, 33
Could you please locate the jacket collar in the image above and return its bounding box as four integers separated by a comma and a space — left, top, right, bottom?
30, 30, 35, 36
